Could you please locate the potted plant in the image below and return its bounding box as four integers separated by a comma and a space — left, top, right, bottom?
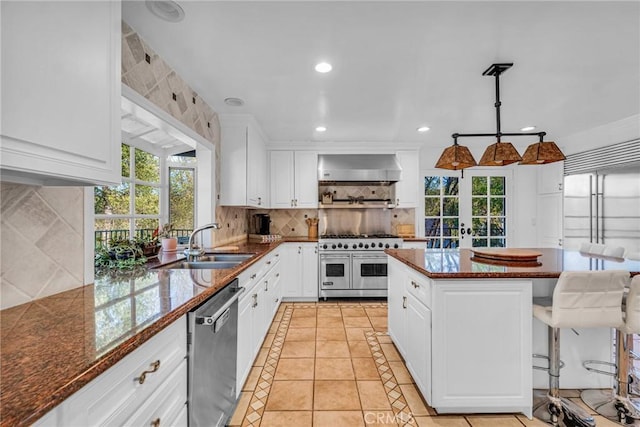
95, 238, 147, 271
156, 223, 177, 252
132, 236, 160, 258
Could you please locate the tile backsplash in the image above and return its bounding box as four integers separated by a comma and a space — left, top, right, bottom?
1, 183, 84, 309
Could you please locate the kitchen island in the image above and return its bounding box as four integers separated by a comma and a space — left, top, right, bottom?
0, 238, 314, 427
385, 248, 640, 418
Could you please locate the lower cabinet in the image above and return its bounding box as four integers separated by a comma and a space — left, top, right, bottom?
237, 249, 283, 396
387, 256, 533, 416
35, 316, 187, 426
281, 243, 318, 301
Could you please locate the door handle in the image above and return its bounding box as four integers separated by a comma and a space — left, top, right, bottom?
402, 296, 407, 309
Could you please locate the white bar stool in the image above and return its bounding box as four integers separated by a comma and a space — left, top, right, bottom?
581, 275, 640, 425
532, 270, 628, 427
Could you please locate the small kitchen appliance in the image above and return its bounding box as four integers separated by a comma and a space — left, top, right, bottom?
252, 213, 270, 235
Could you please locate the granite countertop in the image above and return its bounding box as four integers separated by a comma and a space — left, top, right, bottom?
386, 248, 640, 279
0, 238, 316, 427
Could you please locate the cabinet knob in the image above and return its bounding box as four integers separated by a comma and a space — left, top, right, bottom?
250, 273, 257, 280
276, 273, 280, 277
411, 281, 418, 288
137, 360, 161, 384
151, 418, 161, 427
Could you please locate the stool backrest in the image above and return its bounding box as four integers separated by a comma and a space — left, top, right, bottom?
624, 275, 640, 334
551, 270, 628, 328
603, 246, 625, 258
579, 242, 593, 253
588, 243, 607, 255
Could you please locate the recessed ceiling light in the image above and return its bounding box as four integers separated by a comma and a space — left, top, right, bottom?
315, 126, 327, 132
145, 0, 185, 23
224, 97, 244, 107
521, 125, 536, 131
315, 62, 332, 73
417, 126, 430, 133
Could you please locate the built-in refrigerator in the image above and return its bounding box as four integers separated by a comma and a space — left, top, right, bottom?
563, 165, 640, 254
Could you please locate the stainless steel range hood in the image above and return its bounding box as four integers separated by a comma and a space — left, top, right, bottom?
317, 154, 402, 184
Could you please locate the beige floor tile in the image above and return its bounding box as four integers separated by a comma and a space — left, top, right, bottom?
346, 327, 373, 341
316, 340, 351, 358
289, 316, 317, 328
358, 380, 392, 410
516, 414, 548, 426
363, 410, 399, 426
343, 307, 367, 317
388, 361, 414, 384
345, 316, 373, 328
242, 366, 262, 391
253, 347, 269, 366
265, 380, 314, 410
314, 380, 362, 410
260, 411, 312, 427
365, 307, 388, 317
377, 334, 393, 344
285, 327, 316, 341
315, 357, 355, 380
369, 316, 388, 329
317, 317, 345, 328
274, 358, 315, 380
400, 384, 433, 416
269, 321, 280, 333
292, 308, 317, 318
465, 415, 523, 426
414, 416, 471, 427
317, 308, 343, 317
280, 340, 316, 358
228, 391, 252, 426
350, 340, 373, 357
263, 333, 275, 348
317, 327, 347, 341
353, 358, 381, 380
380, 343, 402, 362
314, 411, 365, 427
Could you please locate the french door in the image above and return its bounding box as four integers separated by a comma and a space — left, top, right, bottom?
423, 170, 511, 249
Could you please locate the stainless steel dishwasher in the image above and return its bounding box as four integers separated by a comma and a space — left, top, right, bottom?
188, 279, 244, 427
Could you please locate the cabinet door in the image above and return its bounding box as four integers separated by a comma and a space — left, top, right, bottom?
219, 125, 248, 206
250, 284, 267, 356
270, 151, 295, 208
395, 151, 419, 207
247, 125, 267, 207
406, 295, 432, 403
294, 151, 318, 208
301, 244, 319, 298
1, 1, 121, 185
537, 161, 563, 194
387, 258, 407, 357
237, 291, 254, 396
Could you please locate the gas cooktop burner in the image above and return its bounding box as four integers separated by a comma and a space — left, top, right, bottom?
320, 233, 400, 239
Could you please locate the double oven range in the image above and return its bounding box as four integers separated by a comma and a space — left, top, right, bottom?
318, 234, 402, 299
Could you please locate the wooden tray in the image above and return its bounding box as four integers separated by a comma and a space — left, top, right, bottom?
471, 248, 542, 266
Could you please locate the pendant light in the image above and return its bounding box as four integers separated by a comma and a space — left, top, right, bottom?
436, 62, 565, 171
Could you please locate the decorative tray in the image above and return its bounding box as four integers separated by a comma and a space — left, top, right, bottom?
471, 248, 542, 267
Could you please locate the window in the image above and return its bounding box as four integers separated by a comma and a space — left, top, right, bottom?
471, 176, 506, 248
424, 176, 460, 248
94, 143, 161, 246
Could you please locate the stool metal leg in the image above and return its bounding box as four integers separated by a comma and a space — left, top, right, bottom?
534, 327, 596, 427
582, 331, 640, 425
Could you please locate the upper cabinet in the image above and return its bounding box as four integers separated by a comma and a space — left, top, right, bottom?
270, 151, 318, 208
537, 161, 564, 194
219, 115, 268, 208
394, 150, 419, 208
1, 1, 121, 186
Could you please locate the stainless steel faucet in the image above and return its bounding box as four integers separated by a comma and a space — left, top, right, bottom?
185, 223, 221, 261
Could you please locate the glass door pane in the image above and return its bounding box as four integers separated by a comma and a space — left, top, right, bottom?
460, 172, 509, 248
424, 176, 460, 248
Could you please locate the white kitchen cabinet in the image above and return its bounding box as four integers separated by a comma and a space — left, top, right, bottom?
236, 249, 282, 395
50, 316, 187, 426
269, 151, 318, 208
394, 151, 419, 208
387, 258, 407, 356
405, 293, 432, 402
281, 243, 318, 300
1, 1, 121, 186
402, 240, 426, 250
219, 115, 268, 207
537, 161, 564, 194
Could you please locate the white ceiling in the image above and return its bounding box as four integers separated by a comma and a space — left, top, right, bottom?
122, 1, 639, 152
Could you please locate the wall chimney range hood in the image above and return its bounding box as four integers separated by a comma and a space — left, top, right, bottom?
317, 154, 402, 184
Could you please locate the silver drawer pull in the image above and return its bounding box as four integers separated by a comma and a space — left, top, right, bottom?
250, 273, 257, 279
151, 418, 160, 427
252, 293, 258, 308
266, 260, 271, 265
137, 360, 160, 384
411, 281, 419, 288
276, 273, 280, 277
402, 296, 407, 309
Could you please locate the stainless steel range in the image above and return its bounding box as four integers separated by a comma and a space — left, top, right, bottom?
318, 234, 402, 299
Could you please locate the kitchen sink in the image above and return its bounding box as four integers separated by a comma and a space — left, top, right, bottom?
157, 260, 243, 270
201, 254, 254, 262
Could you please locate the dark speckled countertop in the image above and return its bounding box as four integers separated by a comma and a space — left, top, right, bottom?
0, 238, 316, 427
386, 248, 640, 279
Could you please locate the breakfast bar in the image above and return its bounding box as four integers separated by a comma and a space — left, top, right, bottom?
385, 248, 640, 418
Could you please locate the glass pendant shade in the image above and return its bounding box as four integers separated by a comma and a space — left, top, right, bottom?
520, 141, 566, 164
478, 141, 522, 166
435, 143, 477, 170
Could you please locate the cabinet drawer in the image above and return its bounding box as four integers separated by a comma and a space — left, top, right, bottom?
406, 272, 431, 308
124, 359, 187, 427
62, 317, 187, 426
